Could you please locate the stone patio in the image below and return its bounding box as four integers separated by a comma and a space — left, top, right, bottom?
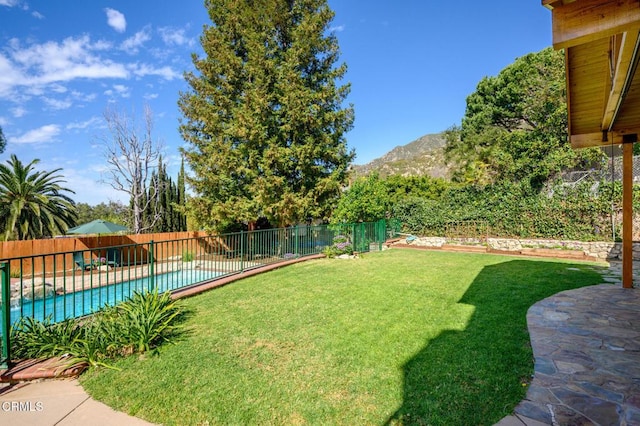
512, 261, 640, 426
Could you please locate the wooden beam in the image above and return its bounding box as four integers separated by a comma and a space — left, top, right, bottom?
550, 0, 640, 49
571, 133, 612, 149
565, 53, 573, 138
570, 128, 640, 148
542, 0, 576, 9
622, 138, 635, 288
602, 31, 640, 131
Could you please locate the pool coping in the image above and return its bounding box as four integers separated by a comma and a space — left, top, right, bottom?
171, 253, 325, 299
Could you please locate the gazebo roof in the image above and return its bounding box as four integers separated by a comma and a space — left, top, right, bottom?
543, 0, 640, 148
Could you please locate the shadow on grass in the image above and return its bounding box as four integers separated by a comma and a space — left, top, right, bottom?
385, 259, 605, 425
163, 305, 197, 347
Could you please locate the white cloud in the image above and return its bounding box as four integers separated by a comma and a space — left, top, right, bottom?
66, 116, 102, 130
31, 10, 44, 19
10, 106, 26, 117
0, 36, 129, 98
0, 34, 183, 100
105, 8, 126, 33
50, 83, 67, 93
104, 84, 130, 99
121, 28, 151, 54
0, 0, 21, 6
330, 25, 345, 32
12, 36, 129, 84
10, 124, 60, 144
130, 63, 179, 80
0, 53, 27, 97
43, 97, 72, 110
92, 40, 113, 51
144, 93, 159, 100
159, 26, 194, 47
113, 84, 130, 97
71, 91, 97, 103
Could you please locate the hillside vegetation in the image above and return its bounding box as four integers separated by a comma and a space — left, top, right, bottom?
339, 48, 631, 242
352, 133, 449, 179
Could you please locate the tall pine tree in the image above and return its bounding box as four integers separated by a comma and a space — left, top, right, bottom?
178, 0, 354, 230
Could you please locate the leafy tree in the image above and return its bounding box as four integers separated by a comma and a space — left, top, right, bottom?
0, 126, 6, 154
332, 174, 390, 223
75, 201, 128, 226
176, 158, 188, 231
332, 174, 450, 224
384, 174, 450, 204
179, 0, 354, 230
0, 155, 76, 240
445, 48, 604, 189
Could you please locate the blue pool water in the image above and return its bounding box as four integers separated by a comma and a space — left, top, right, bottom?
10, 269, 222, 325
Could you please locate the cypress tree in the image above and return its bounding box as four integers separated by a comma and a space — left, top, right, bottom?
138, 156, 188, 233
177, 158, 187, 231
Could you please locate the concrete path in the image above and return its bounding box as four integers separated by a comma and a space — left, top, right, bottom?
0, 379, 154, 426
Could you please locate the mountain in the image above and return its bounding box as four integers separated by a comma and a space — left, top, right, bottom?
351, 133, 450, 179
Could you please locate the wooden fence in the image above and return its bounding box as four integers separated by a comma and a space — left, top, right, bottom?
0, 231, 218, 277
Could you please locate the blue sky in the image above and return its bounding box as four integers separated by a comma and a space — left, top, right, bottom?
0, 1, 552, 205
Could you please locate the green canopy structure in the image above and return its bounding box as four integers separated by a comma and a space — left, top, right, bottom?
67, 219, 127, 235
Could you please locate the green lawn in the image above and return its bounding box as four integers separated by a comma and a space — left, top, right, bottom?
80, 249, 606, 425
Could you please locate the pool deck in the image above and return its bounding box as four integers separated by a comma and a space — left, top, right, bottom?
10, 257, 270, 295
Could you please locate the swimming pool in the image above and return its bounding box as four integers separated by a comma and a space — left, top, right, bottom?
10, 269, 222, 325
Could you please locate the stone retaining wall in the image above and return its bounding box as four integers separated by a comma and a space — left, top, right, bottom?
405, 236, 631, 260
488, 238, 623, 260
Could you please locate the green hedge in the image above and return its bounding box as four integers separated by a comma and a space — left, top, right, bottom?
392, 180, 633, 241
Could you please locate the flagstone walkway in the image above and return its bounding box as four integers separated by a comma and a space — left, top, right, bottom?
510, 261, 640, 426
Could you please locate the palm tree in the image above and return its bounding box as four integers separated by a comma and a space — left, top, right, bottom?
0, 155, 77, 241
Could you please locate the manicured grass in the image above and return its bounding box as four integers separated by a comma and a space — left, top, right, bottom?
80, 249, 606, 425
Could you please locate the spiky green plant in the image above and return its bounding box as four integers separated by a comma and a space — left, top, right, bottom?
10, 290, 187, 370
11, 317, 83, 359
116, 289, 184, 353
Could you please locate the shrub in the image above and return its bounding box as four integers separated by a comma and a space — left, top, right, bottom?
392, 180, 624, 241
323, 235, 353, 258
10, 289, 187, 370
182, 250, 194, 262
11, 317, 83, 360
116, 289, 184, 354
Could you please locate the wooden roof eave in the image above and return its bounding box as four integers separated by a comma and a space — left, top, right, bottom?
544, 0, 640, 149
